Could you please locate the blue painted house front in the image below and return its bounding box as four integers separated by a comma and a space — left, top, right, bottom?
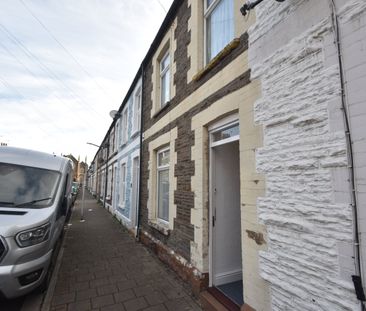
89, 73, 141, 234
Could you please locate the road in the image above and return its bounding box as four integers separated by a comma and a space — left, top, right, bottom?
0, 296, 25, 311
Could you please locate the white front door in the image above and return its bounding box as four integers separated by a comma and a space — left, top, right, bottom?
210, 121, 242, 287
131, 156, 140, 228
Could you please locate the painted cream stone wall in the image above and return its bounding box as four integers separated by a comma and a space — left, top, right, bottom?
146, 128, 178, 230
190, 81, 271, 311
249, 0, 363, 310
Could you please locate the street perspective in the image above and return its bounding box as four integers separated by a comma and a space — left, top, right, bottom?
0, 0, 366, 311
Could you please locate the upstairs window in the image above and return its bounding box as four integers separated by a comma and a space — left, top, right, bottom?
205, 0, 234, 62
121, 108, 128, 145
115, 121, 120, 149
132, 87, 141, 133
160, 51, 170, 108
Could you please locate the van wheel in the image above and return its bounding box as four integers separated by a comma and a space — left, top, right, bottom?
36, 237, 61, 294
37, 265, 52, 293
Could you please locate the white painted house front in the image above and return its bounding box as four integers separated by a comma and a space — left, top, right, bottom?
248, 0, 366, 310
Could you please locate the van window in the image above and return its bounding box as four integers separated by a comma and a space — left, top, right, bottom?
0, 163, 60, 208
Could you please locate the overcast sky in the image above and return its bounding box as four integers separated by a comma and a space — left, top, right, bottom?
0, 0, 173, 163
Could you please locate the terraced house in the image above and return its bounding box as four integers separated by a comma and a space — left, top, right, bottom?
89, 0, 366, 310
89, 72, 142, 234
138, 0, 263, 308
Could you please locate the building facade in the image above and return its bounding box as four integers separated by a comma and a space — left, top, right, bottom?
89, 74, 142, 234
139, 0, 264, 308
89, 0, 366, 310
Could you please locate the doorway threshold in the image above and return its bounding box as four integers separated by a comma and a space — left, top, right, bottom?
207, 286, 241, 311
217, 280, 244, 306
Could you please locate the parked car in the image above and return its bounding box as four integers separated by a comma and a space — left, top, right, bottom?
71, 181, 79, 203
0, 147, 73, 298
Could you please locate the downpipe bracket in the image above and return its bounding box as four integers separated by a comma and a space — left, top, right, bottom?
240, 0, 285, 16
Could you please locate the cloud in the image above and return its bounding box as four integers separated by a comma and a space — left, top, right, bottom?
0, 0, 173, 161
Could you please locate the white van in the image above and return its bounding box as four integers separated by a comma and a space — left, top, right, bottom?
0, 147, 73, 298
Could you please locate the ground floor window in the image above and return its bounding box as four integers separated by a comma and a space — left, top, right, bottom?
157, 148, 170, 221
119, 163, 126, 208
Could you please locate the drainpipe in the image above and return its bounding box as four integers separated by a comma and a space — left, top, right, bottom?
104, 142, 110, 209
328, 1, 365, 308
136, 63, 144, 240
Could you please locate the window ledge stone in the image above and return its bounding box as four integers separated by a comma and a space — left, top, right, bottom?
152, 101, 171, 119
148, 219, 170, 236
193, 38, 240, 82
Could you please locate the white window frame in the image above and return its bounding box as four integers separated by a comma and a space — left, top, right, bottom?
106, 167, 112, 200
204, 0, 234, 64
121, 108, 128, 145
132, 86, 141, 134
115, 121, 120, 150
156, 147, 170, 223
109, 129, 115, 154
160, 51, 171, 108
119, 162, 127, 209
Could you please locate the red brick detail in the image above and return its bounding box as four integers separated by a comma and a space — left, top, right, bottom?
139, 231, 208, 297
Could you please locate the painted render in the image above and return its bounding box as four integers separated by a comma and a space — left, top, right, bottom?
249, 0, 366, 310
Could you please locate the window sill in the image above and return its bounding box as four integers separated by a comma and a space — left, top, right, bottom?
130, 130, 140, 139
148, 219, 170, 236
152, 101, 171, 119
192, 38, 240, 82
119, 141, 128, 149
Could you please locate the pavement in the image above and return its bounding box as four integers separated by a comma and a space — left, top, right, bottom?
43, 190, 202, 311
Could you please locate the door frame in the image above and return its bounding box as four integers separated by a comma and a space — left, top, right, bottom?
208, 114, 240, 287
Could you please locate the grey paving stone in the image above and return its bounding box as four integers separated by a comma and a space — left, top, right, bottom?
133, 285, 155, 298
143, 304, 168, 311
69, 280, 90, 291
144, 291, 168, 306
67, 300, 92, 311
164, 298, 196, 311
50, 305, 67, 311
114, 289, 136, 303
101, 303, 126, 311
75, 288, 98, 301
117, 279, 137, 291
123, 297, 148, 311
97, 284, 119, 295
91, 294, 115, 308
90, 277, 111, 288
51, 292, 75, 306
162, 288, 187, 300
